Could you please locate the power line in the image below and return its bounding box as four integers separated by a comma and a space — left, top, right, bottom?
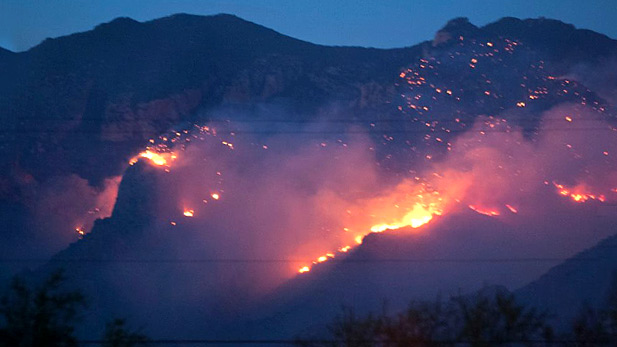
6, 115, 614, 122
0, 126, 615, 135
0, 256, 611, 264
75, 338, 617, 345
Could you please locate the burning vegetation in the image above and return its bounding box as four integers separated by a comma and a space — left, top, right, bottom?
75, 28, 615, 294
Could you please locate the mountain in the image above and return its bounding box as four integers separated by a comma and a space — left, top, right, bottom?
33, 163, 617, 339
515, 231, 617, 330
0, 13, 424, 267
0, 13, 420, 185
0, 46, 13, 58
1, 14, 616, 186
2, 13, 617, 339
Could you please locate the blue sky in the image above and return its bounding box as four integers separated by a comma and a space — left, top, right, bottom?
2, 0, 617, 52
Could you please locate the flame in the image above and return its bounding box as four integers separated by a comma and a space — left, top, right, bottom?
553, 182, 607, 203
211, 193, 220, 200
370, 203, 437, 232
505, 204, 518, 213
183, 209, 194, 217
129, 150, 175, 167
468, 205, 500, 216
75, 226, 85, 237
298, 185, 444, 274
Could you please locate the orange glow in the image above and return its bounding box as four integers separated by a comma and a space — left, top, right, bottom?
211, 193, 220, 200
468, 205, 500, 216
565, 116, 573, 122
129, 150, 175, 167
299, 183, 445, 274
183, 209, 194, 217
370, 203, 437, 232
553, 182, 607, 203
298, 266, 310, 273
505, 204, 518, 213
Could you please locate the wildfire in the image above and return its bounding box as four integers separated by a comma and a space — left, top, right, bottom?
75, 226, 85, 237
129, 150, 175, 167
298, 189, 444, 274
505, 204, 518, 213
468, 205, 500, 216
553, 182, 607, 203
370, 203, 438, 232
183, 209, 194, 217
211, 193, 220, 200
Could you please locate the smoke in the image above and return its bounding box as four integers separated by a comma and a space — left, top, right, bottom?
146, 125, 384, 293
566, 56, 617, 105
23, 102, 613, 338
104, 102, 617, 303
32, 174, 121, 252
433, 103, 617, 210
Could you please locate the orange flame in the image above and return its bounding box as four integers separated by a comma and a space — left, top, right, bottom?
468, 205, 500, 216
370, 203, 438, 232
183, 209, 194, 217
129, 150, 175, 167
298, 186, 444, 274
553, 182, 607, 203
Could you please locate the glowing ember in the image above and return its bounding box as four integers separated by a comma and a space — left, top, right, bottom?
129, 150, 174, 167
505, 204, 518, 213
468, 205, 500, 216
75, 226, 85, 237
183, 209, 194, 217
211, 193, 220, 200
553, 182, 607, 203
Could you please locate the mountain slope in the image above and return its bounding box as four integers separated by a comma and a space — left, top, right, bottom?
2, 15, 617, 336
515, 231, 617, 330
1, 13, 422, 185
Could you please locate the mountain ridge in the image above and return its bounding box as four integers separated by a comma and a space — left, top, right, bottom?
515, 230, 617, 330
2, 16, 617, 336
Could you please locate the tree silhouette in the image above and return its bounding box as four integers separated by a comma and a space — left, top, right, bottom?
296, 290, 552, 346
452, 291, 551, 346
0, 270, 86, 347
568, 272, 617, 346
102, 319, 149, 347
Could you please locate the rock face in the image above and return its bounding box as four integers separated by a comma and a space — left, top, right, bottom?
0, 13, 423, 186
1, 14, 615, 187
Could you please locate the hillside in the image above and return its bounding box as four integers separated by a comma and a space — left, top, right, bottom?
2, 13, 617, 340
516, 231, 617, 330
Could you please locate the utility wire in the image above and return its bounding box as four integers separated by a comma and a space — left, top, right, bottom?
0, 256, 613, 264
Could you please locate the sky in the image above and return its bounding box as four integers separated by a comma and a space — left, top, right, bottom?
1, 0, 617, 52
